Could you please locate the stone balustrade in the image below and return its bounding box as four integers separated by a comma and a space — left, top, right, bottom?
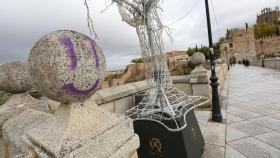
95, 63, 229, 114
251, 58, 280, 69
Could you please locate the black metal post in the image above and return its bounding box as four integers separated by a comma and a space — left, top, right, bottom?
225, 47, 230, 70
204, 0, 222, 122
260, 40, 265, 67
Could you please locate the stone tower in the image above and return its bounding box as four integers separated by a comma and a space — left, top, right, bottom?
220, 27, 256, 62
257, 6, 280, 25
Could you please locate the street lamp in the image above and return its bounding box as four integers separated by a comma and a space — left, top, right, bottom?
204, 0, 222, 122
260, 40, 265, 67
224, 47, 230, 70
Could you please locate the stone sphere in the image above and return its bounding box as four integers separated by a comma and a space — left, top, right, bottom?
28, 30, 106, 103
191, 52, 206, 65
0, 61, 32, 93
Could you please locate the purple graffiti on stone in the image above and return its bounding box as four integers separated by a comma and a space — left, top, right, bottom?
59, 37, 77, 71
63, 79, 100, 96
88, 38, 100, 68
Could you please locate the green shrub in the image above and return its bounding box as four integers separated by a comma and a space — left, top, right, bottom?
254, 23, 279, 38
131, 58, 143, 63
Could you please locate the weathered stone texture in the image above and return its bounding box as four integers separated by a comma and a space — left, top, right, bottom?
257, 7, 280, 25
6, 30, 140, 158
2, 109, 53, 158
26, 99, 139, 158
28, 30, 106, 103
0, 61, 32, 93
220, 28, 280, 61
255, 36, 280, 57
220, 28, 256, 61
0, 93, 55, 131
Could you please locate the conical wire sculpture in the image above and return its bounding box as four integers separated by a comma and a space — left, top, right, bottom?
95, 0, 209, 131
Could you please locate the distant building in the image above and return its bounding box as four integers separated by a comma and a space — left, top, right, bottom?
220, 27, 256, 62
257, 7, 280, 25
220, 6, 280, 61
165, 51, 189, 63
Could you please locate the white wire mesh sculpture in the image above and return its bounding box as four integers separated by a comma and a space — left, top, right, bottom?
88, 0, 209, 131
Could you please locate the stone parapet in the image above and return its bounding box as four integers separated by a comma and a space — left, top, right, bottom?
96, 63, 229, 113
255, 36, 280, 57
251, 58, 280, 69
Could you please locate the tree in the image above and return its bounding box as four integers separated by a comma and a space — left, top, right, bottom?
254, 23, 279, 38
187, 47, 197, 57
213, 43, 221, 58
188, 45, 221, 60
131, 58, 143, 63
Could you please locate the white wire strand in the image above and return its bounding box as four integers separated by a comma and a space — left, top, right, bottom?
166, 0, 201, 26
210, 0, 221, 38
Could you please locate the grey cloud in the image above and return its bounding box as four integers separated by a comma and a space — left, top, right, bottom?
0, 0, 279, 70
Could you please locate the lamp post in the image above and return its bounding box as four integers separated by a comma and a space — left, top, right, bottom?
204, 0, 222, 122
260, 40, 265, 67
225, 47, 230, 70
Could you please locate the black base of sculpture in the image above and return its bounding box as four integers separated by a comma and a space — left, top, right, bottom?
134, 109, 204, 158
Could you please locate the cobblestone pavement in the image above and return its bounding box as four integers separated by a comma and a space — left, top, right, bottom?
225, 65, 280, 158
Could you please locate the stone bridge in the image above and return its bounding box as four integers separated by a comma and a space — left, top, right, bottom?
2, 54, 280, 157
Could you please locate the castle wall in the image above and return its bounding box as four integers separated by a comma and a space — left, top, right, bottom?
103, 63, 145, 88
220, 29, 280, 61
257, 7, 280, 25
255, 36, 280, 57
220, 6, 280, 62
220, 28, 256, 62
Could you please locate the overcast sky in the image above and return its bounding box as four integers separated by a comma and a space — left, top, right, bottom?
0, 0, 279, 70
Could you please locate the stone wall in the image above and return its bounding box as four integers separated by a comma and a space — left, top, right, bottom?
251, 58, 280, 69
255, 36, 280, 57
103, 63, 145, 88
220, 28, 256, 62
221, 30, 280, 61
95, 63, 229, 113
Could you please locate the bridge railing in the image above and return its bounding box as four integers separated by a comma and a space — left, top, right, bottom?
251, 58, 280, 70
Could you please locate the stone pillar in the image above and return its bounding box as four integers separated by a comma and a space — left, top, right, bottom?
190, 52, 211, 107
26, 30, 139, 158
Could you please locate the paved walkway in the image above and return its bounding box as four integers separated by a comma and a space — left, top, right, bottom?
200, 65, 280, 158
225, 65, 280, 158
135, 65, 280, 158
